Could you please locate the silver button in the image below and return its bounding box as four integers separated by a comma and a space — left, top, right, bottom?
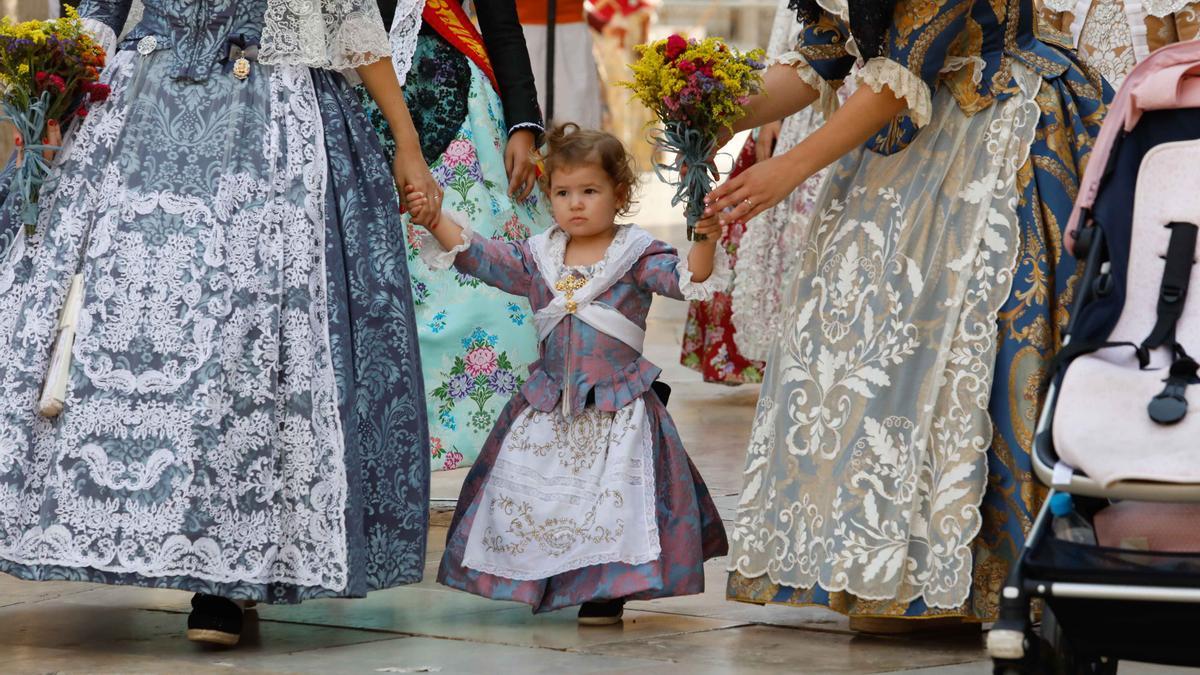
136, 35, 158, 56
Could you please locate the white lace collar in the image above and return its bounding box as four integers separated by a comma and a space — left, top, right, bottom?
530, 223, 653, 289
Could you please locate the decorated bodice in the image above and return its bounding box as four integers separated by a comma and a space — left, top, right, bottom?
439, 224, 727, 416
800, 0, 1081, 153
81, 0, 269, 82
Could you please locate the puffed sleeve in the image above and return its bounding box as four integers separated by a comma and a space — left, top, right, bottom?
774, 11, 857, 119
632, 240, 731, 302
855, 0, 973, 128
78, 0, 134, 58
418, 222, 537, 297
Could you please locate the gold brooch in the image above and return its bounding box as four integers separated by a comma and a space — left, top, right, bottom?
233, 57, 251, 80
554, 274, 587, 314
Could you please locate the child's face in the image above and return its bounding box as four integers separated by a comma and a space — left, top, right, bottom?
548, 162, 625, 239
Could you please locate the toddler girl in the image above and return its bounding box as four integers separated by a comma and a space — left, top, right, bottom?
407, 124, 729, 625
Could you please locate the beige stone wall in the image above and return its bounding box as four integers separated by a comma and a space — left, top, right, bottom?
2, 0, 54, 161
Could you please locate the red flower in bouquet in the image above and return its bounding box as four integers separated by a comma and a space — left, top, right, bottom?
664, 34, 687, 61
87, 82, 111, 104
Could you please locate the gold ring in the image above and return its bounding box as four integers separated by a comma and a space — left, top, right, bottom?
743, 198, 754, 207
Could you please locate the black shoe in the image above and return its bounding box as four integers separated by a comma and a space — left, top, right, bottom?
187, 594, 244, 646
578, 599, 625, 626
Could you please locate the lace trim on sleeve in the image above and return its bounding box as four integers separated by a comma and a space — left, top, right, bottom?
853, 57, 933, 128
260, 0, 393, 70
509, 122, 546, 135
82, 18, 117, 61
389, 0, 424, 85
773, 51, 842, 121
677, 244, 732, 301
418, 220, 476, 271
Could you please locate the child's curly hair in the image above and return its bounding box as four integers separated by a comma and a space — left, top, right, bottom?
540, 123, 639, 217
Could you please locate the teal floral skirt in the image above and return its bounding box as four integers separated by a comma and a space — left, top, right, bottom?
360, 34, 553, 471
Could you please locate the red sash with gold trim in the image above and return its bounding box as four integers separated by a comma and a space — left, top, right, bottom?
422, 0, 500, 92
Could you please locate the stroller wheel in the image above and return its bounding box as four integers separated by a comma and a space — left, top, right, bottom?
1038, 607, 1118, 675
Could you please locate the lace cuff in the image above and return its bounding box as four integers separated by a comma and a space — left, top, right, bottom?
509, 122, 545, 136
82, 18, 117, 62
390, 0, 424, 85
853, 57, 933, 128
773, 51, 841, 122
1041, 0, 1077, 10
678, 244, 732, 301
418, 220, 475, 271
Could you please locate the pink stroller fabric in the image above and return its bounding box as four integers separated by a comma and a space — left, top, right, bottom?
1066, 41, 1200, 245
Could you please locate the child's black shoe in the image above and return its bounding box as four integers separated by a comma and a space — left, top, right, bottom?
577, 598, 625, 626
187, 594, 244, 646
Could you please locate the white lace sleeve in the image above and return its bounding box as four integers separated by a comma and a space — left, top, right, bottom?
677, 245, 732, 301
260, 0, 393, 70
82, 18, 117, 61
389, 0, 425, 86
773, 51, 841, 121
418, 219, 476, 270
853, 57, 933, 128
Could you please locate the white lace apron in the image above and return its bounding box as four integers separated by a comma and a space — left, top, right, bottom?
461, 226, 662, 580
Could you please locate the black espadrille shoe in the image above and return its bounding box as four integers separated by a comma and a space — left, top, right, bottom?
577, 599, 625, 626
187, 594, 244, 646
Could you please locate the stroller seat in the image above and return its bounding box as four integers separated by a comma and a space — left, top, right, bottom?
1051, 137, 1200, 490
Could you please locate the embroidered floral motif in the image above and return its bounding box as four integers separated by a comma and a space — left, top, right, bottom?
431, 327, 525, 433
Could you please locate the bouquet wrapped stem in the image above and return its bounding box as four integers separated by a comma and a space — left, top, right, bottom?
623, 35, 764, 243
6, 91, 58, 235
653, 122, 719, 241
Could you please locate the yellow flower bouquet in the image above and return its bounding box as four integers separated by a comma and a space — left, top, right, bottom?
1, 7, 108, 238
623, 35, 765, 240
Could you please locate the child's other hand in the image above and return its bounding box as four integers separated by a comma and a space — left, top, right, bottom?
405, 185, 437, 229
692, 212, 723, 240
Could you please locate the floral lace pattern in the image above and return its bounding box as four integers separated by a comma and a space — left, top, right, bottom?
729, 65, 1041, 608
260, 0, 394, 70
461, 399, 660, 581
0, 52, 351, 590
1078, 0, 1139, 85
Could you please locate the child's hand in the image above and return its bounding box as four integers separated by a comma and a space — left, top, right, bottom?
692, 212, 723, 241
405, 185, 438, 229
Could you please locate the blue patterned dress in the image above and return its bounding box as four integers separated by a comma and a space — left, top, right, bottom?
727, 0, 1108, 620
360, 2, 553, 473
0, 0, 429, 603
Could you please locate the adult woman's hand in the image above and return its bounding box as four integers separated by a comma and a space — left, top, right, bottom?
755, 121, 782, 163
395, 153, 441, 227
703, 153, 805, 227
504, 129, 538, 201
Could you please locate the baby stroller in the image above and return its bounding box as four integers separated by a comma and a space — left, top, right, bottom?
988, 41, 1200, 674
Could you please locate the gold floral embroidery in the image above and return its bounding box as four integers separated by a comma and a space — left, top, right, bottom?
480, 493, 625, 557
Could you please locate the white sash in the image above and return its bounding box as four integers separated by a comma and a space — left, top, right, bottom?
530, 225, 656, 353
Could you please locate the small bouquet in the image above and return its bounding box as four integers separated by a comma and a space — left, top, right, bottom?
1, 7, 109, 236
623, 34, 764, 241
